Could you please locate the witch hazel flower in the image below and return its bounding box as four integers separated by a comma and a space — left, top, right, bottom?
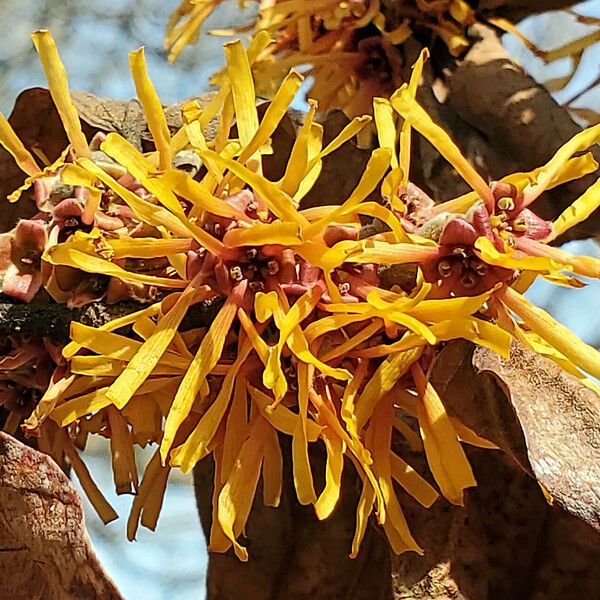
0, 32, 599, 565
373, 53, 600, 385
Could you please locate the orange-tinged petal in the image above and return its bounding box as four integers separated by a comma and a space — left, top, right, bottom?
450, 418, 499, 449
306, 115, 371, 173
390, 452, 439, 507
399, 48, 428, 186
367, 396, 422, 554
105, 283, 207, 411
127, 449, 168, 540
321, 320, 383, 362
78, 157, 224, 254
23, 372, 75, 433
393, 416, 424, 452
160, 291, 240, 463
292, 362, 317, 505
43, 242, 187, 289
391, 86, 494, 209
474, 236, 566, 273
169, 332, 253, 472
303, 148, 392, 238
100, 133, 182, 215
50, 377, 176, 427
159, 168, 241, 218
502, 286, 600, 380
249, 384, 322, 442
199, 150, 308, 225
262, 426, 283, 507
356, 347, 423, 429
107, 405, 139, 494
314, 430, 344, 520
373, 97, 398, 169
224, 40, 259, 150
516, 236, 600, 279
60, 429, 118, 524
63, 304, 160, 360
8, 146, 70, 203
522, 123, 600, 205
344, 240, 439, 265
280, 100, 317, 196
548, 176, 600, 241
350, 476, 376, 558
221, 375, 250, 483
237, 69, 304, 168
217, 415, 270, 561
237, 308, 270, 365
223, 221, 302, 248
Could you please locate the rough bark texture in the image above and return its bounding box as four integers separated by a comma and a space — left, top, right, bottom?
432, 340, 600, 531
0, 294, 224, 341
0, 432, 123, 600
194, 440, 392, 600
390, 449, 600, 600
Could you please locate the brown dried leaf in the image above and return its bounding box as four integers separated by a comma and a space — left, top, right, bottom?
0, 431, 123, 599
431, 339, 600, 531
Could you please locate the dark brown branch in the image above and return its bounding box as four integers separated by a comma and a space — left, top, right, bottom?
478, 0, 581, 21
0, 295, 224, 342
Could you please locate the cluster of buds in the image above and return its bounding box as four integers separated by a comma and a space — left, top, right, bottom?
400, 180, 554, 297
2, 134, 204, 306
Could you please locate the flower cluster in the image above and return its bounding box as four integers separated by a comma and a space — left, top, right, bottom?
1, 31, 600, 560
165, 1, 600, 121
166, 0, 477, 116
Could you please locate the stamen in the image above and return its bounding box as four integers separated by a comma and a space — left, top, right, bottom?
437, 259, 453, 278
497, 197, 515, 211
229, 266, 243, 281
267, 259, 279, 275
338, 282, 351, 295
470, 260, 488, 276
512, 218, 528, 232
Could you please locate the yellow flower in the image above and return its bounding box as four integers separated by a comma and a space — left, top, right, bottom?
3, 30, 598, 563
382, 70, 600, 388
165, 1, 600, 122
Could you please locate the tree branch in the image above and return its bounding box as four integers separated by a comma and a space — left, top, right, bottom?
448, 24, 600, 241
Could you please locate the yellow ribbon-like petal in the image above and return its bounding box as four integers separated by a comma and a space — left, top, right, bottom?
412, 363, 476, 505
32, 30, 90, 158
129, 48, 172, 170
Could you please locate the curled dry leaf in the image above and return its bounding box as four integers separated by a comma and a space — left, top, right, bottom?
431, 339, 600, 531
0, 431, 122, 600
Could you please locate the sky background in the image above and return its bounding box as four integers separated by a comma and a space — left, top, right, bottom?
0, 1, 599, 598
